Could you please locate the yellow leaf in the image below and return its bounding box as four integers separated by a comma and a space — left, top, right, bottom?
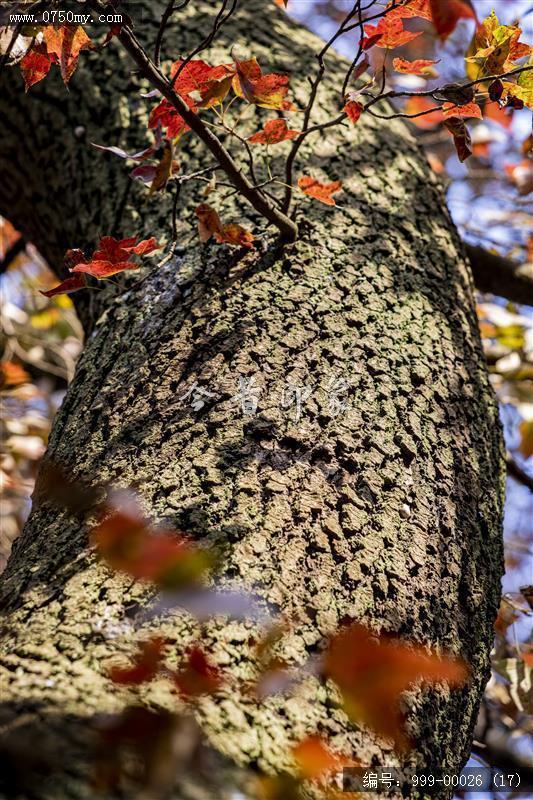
465, 11, 532, 77
31, 309, 59, 329
52, 294, 74, 310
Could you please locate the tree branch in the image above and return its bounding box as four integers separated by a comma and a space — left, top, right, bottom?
88, 1, 298, 242
472, 736, 533, 783
0, 235, 25, 275
506, 453, 533, 493
465, 243, 533, 306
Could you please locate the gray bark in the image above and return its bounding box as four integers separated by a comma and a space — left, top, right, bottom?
0, 2, 505, 798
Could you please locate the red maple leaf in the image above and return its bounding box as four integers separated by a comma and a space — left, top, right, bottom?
20, 46, 52, 90
71, 236, 160, 278
429, 0, 477, 40
148, 93, 197, 140
92, 504, 212, 587
232, 58, 293, 110
248, 119, 300, 144
442, 101, 482, 120
20, 25, 92, 89
173, 647, 224, 697
170, 59, 222, 95
40, 274, 87, 297
363, 16, 423, 49
343, 99, 364, 125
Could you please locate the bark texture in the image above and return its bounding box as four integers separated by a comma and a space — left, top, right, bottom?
0, 3, 505, 798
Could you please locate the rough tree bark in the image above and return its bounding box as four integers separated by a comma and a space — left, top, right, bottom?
0, 2, 505, 798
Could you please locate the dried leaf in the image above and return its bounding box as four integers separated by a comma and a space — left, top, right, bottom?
443, 117, 472, 161
195, 204, 254, 248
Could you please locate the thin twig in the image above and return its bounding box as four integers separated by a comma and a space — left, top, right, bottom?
154, 0, 191, 67
170, 0, 237, 89
87, 0, 297, 241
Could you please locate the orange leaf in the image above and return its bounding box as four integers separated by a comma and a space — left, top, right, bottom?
387, 0, 432, 21
108, 637, 167, 685
248, 119, 300, 144
393, 58, 439, 76
298, 176, 342, 206
324, 623, 468, 749
292, 736, 346, 781
343, 99, 364, 125
363, 17, 423, 49
45, 25, 93, 83
484, 101, 513, 129
442, 100, 482, 119
0, 361, 30, 388
92, 503, 212, 587
403, 96, 444, 129
217, 224, 255, 248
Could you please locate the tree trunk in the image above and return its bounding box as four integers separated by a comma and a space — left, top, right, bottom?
0, 2, 505, 797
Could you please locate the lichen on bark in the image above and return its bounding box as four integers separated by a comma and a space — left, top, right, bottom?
0, 2, 505, 798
